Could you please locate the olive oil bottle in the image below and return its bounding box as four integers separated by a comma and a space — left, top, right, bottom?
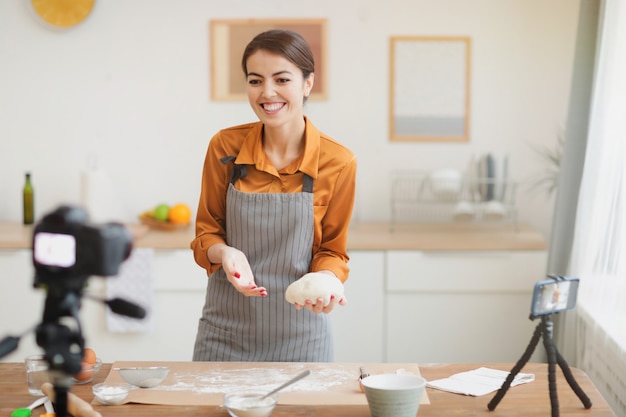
23, 172, 34, 225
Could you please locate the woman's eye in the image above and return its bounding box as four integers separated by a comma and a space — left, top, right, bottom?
277, 78, 290, 84
248, 79, 261, 85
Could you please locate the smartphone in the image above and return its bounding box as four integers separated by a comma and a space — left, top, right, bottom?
530, 276, 579, 318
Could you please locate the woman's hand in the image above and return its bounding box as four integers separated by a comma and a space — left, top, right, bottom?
208, 244, 267, 297
295, 294, 347, 314
290, 271, 347, 314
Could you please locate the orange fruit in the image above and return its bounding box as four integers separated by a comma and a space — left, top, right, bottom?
83, 347, 97, 364
168, 203, 192, 224
75, 347, 97, 381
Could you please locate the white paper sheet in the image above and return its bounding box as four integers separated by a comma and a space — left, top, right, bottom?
426, 367, 534, 396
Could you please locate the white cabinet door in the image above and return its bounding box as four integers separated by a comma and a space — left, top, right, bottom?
385, 250, 547, 363
332, 251, 385, 362
80, 249, 208, 362
0, 250, 47, 362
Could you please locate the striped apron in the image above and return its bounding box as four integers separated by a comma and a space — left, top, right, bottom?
192, 162, 333, 362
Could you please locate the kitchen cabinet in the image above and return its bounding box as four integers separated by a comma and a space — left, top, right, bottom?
0, 221, 548, 365
332, 251, 385, 362
385, 250, 548, 363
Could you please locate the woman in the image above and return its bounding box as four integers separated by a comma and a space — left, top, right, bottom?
191, 29, 357, 362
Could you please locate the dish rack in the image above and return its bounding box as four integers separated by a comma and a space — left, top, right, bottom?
390, 170, 518, 229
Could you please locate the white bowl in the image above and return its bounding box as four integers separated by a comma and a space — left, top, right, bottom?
223, 391, 277, 417
92, 382, 131, 405
453, 201, 476, 222
430, 169, 462, 201
484, 200, 507, 221
361, 374, 426, 417
116, 366, 169, 388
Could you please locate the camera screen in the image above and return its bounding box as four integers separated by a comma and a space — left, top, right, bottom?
531, 278, 579, 317
34, 232, 76, 268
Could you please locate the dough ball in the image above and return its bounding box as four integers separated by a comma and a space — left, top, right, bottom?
285, 272, 344, 307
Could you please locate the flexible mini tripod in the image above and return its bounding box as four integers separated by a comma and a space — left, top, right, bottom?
487, 314, 592, 417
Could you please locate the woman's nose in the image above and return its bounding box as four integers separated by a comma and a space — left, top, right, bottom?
261, 82, 276, 98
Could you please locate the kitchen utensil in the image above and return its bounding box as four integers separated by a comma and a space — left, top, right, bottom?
11, 396, 47, 417
114, 366, 169, 388
41, 382, 103, 417
92, 382, 131, 405
223, 391, 277, 417
361, 373, 426, 417
41, 398, 55, 417
261, 369, 311, 399
72, 357, 103, 384
358, 366, 370, 392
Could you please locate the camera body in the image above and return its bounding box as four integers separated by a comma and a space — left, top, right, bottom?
32, 205, 132, 289
530, 275, 579, 319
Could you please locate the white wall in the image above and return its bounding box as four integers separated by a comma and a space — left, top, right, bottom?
0, 0, 579, 240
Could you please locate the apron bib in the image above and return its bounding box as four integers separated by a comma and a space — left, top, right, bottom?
193, 163, 333, 362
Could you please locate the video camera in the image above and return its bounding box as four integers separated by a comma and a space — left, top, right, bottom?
0, 205, 146, 416
33, 205, 132, 290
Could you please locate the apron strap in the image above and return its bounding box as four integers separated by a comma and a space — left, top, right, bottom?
302, 174, 314, 193
220, 155, 247, 184
221, 155, 314, 192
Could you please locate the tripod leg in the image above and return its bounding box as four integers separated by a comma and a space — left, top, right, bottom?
488, 322, 542, 411
542, 321, 560, 417
555, 348, 593, 409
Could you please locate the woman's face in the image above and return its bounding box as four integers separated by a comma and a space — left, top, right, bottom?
245, 49, 314, 129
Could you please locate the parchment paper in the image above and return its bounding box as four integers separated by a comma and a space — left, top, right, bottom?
95, 361, 430, 406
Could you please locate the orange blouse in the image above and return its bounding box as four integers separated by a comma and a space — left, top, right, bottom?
190, 117, 357, 282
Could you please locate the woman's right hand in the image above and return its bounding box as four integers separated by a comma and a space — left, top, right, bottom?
209, 244, 267, 297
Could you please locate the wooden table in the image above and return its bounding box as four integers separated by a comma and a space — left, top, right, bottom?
0, 362, 615, 416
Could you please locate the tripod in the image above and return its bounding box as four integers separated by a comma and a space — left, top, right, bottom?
487, 314, 592, 417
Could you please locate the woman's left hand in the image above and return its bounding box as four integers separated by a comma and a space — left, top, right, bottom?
295, 294, 347, 314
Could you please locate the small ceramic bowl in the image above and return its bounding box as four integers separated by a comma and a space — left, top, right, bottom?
484, 200, 507, 221
430, 169, 463, 201
92, 382, 131, 405
116, 366, 169, 388
72, 358, 103, 384
223, 391, 278, 417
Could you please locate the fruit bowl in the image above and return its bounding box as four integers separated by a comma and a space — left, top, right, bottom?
139, 215, 190, 231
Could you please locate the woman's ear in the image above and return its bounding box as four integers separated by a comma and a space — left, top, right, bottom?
304, 73, 315, 97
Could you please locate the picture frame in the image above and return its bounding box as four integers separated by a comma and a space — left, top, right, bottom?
389, 36, 471, 142
210, 18, 328, 101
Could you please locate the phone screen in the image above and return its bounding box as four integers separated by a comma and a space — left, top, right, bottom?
531, 277, 579, 317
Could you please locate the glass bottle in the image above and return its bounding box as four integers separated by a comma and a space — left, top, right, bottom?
23, 172, 34, 225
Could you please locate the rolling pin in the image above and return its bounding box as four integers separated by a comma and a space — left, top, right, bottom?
41, 382, 103, 417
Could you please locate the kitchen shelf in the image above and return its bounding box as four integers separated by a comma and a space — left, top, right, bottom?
390, 170, 518, 230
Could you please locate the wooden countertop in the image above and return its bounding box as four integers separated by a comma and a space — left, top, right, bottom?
0, 221, 547, 251
0, 362, 615, 416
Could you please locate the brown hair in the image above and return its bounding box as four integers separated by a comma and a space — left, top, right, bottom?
241, 29, 315, 80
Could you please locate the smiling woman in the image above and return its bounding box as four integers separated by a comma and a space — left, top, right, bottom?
30, 0, 95, 29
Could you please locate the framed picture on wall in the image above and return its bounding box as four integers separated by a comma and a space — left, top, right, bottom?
389, 36, 471, 142
210, 18, 328, 101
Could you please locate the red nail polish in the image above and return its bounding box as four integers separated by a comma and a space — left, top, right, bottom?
234, 272, 240, 278
251, 285, 257, 289
330, 295, 335, 300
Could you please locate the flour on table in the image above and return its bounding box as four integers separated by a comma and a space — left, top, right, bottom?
157, 366, 350, 394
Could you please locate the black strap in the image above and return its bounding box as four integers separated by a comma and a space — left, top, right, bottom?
302, 174, 314, 193
220, 155, 313, 192
220, 156, 247, 184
